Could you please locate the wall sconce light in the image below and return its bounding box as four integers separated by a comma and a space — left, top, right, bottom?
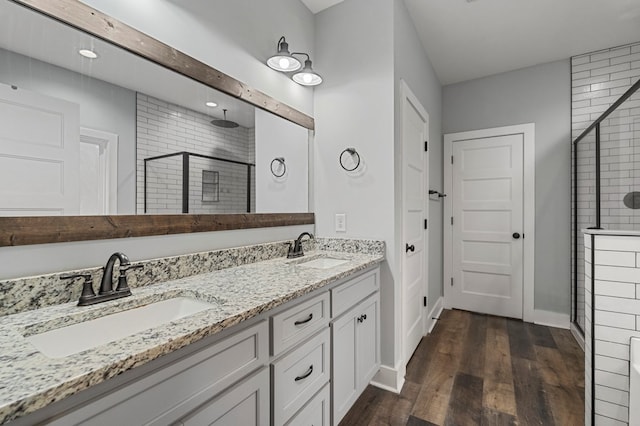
267, 37, 302, 72
267, 36, 322, 86
292, 53, 323, 86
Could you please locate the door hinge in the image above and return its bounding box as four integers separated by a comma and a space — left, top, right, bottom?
450, 216, 454, 225
423, 296, 427, 307
424, 141, 428, 151
424, 219, 428, 230
450, 277, 454, 286
451, 155, 454, 164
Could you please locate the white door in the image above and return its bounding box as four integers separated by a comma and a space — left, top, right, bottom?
401, 81, 428, 364
79, 128, 118, 215
0, 83, 80, 215
449, 134, 524, 318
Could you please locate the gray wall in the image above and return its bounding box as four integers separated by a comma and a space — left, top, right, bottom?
0, 48, 137, 213
443, 59, 571, 315
393, 0, 444, 316
314, 0, 396, 368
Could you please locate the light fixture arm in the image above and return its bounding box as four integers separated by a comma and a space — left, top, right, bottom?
291, 52, 310, 61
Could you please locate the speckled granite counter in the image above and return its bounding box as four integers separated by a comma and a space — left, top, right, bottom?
0, 246, 384, 423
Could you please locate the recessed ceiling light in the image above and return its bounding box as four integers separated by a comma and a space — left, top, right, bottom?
205, 101, 218, 108
78, 49, 98, 59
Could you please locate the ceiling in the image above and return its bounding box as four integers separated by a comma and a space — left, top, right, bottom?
302, 0, 640, 86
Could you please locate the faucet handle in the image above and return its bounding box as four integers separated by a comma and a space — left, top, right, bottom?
119, 263, 143, 273
60, 273, 96, 305
115, 264, 142, 292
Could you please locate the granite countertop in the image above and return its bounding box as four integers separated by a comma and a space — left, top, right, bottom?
0, 249, 384, 423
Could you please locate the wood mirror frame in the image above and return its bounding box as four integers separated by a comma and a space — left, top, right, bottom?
0, 0, 315, 247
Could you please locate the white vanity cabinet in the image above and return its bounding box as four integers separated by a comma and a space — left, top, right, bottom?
15, 264, 382, 426
330, 269, 381, 425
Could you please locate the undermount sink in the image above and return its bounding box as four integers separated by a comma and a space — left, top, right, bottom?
298, 257, 349, 269
26, 297, 216, 359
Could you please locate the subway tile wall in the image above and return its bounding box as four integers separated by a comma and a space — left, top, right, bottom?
572, 42, 640, 335
136, 94, 255, 214
584, 234, 640, 426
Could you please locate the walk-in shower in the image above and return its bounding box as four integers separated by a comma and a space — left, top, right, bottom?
571, 77, 640, 335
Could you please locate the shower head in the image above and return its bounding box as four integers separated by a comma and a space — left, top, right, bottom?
211, 109, 239, 128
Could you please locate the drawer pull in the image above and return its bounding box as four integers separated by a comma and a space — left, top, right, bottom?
294, 365, 314, 381
294, 313, 313, 326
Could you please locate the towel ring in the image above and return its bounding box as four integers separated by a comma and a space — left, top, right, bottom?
339, 148, 360, 172
270, 157, 286, 177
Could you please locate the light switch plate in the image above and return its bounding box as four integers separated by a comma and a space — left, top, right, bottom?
335, 213, 346, 232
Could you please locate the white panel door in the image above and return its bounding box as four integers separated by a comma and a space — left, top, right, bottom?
402, 82, 428, 364
0, 83, 80, 215
450, 134, 524, 318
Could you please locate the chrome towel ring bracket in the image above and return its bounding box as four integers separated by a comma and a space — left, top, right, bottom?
339, 148, 360, 172
270, 157, 286, 177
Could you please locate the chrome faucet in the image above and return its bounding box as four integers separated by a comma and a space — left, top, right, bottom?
61, 252, 141, 306
287, 232, 314, 259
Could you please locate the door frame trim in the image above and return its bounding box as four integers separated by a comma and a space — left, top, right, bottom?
80, 127, 119, 215
398, 79, 429, 369
443, 123, 535, 322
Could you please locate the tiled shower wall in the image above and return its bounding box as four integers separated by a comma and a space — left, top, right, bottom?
572, 43, 640, 337
136, 94, 255, 214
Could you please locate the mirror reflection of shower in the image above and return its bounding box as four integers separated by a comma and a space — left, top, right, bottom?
211, 109, 239, 128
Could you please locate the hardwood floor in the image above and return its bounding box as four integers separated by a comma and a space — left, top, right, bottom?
339, 309, 584, 426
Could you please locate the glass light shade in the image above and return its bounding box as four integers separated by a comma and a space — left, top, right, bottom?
292, 60, 322, 86
267, 55, 302, 72
266, 39, 301, 72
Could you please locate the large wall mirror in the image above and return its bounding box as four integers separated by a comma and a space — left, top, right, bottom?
0, 0, 314, 246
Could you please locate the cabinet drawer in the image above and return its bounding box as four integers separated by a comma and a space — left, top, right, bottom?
178, 367, 269, 426
271, 292, 330, 356
286, 383, 330, 426
50, 321, 269, 426
272, 329, 330, 425
331, 269, 379, 318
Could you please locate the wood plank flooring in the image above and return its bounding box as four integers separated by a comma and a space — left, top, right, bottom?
339, 309, 584, 426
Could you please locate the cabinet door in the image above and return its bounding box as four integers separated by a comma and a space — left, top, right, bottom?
356, 293, 380, 392
286, 383, 330, 426
331, 308, 358, 425
179, 367, 269, 426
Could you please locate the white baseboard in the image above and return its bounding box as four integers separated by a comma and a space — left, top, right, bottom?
426, 297, 444, 334
370, 361, 405, 394
570, 323, 585, 351
534, 309, 570, 329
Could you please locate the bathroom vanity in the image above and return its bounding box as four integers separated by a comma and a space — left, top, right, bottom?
0, 239, 383, 425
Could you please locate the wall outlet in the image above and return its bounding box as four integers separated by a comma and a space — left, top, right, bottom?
335, 213, 346, 232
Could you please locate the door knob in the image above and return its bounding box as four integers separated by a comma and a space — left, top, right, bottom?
406, 244, 415, 253
512, 232, 521, 239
